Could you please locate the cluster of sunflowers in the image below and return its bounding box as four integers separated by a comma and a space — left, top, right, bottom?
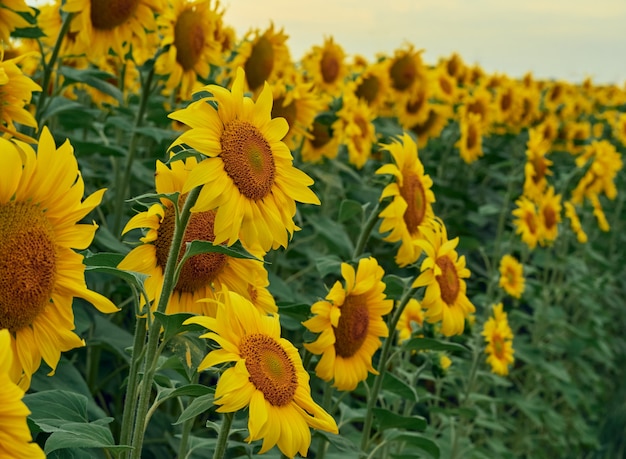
1, 0, 625, 458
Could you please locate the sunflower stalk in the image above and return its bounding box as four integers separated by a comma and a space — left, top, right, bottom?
360, 284, 419, 452
112, 62, 156, 236
352, 201, 381, 259
212, 412, 234, 459
314, 383, 335, 459
126, 186, 201, 459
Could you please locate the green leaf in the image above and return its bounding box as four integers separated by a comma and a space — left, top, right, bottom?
59, 66, 124, 104
44, 422, 130, 455
182, 240, 261, 263
24, 390, 88, 431
174, 393, 215, 425
372, 408, 427, 431
382, 372, 418, 402
384, 274, 412, 298
39, 98, 86, 125
307, 216, 355, 259
338, 199, 363, 222
157, 384, 214, 404
84, 252, 125, 268
71, 140, 127, 158
385, 431, 440, 458
154, 311, 206, 342
315, 254, 343, 277
403, 337, 468, 353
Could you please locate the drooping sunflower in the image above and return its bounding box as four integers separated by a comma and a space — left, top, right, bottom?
498, 254, 525, 299
303, 257, 393, 391
154, 0, 225, 101
333, 92, 377, 169
456, 112, 483, 164
537, 186, 562, 246
482, 303, 515, 376
0, 329, 45, 458
186, 290, 338, 458
0, 0, 32, 43
227, 22, 293, 96
301, 36, 348, 98
63, 0, 163, 61
168, 67, 320, 252
0, 127, 118, 389
386, 45, 427, 98
118, 157, 277, 317
412, 220, 475, 337
512, 196, 541, 250
396, 298, 424, 344
376, 132, 436, 267
0, 55, 41, 141
563, 201, 587, 244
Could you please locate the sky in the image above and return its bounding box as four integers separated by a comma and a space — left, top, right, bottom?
220, 0, 626, 85
26, 0, 626, 85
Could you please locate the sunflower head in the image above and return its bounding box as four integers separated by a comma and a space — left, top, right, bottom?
482, 303, 515, 376
498, 255, 525, 299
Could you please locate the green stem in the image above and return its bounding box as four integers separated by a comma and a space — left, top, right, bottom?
128, 187, 200, 459
353, 201, 381, 259
314, 383, 334, 459
119, 316, 147, 453
360, 285, 419, 452
177, 373, 200, 459
34, 11, 74, 125
112, 63, 156, 236
212, 412, 234, 459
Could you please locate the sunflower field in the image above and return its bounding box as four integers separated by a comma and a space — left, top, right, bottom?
1, 1, 626, 458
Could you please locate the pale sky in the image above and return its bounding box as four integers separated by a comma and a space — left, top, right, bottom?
27, 0, 626, 84
221, 0, 626, 85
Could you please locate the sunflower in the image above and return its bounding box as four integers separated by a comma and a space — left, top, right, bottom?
63, 0, 163, 61
168, 67, 320, 252
409, 104, 452, 149
186, 290, 338, 458
333, 92, 377, 169
456, 112, 484, 164
395, 83, 431, 130
459, 86, 493, 131
0, 0, 32, 43
412, 220, 475, 337
0, 127, 118, 389
118, 157, 277, 316
512, 196, 541, 250
386, 45, 426, 98
301, 36, 348, 97
429, 65, 458, 105
564, 201, 587, 244
376, 132, 436, 267
536, 114, 560, 145
482, 303, 515, 376
227, 22, 293, 96
522, 127, 553, 201
498, 254, 525, 299
396, 298, 424, 344
36, 0, 83, 60
352, 60, 391, 115
0, 329, 45, 458
300, 116, 341, 163
303, 257, 393, 391
154, 0, 225, 101
589, 193, 610, 232
0, 55, 41, 141
571, 140, 622, 205
537, 186, 562, 246
612, 112, 626, 147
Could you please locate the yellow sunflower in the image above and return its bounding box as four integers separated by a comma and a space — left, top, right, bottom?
168, 67, 320, 252
482, 303, 515, 376
498, 254, 525, 299
300, 116, 341, 163
333, 92, 377, 169
118, 157, 277, 317
395, 83, 431, 130
409, 104, 452, 149
227, 22, 293, 96
538, 186, 562, 246
612, 112, 626, 147
564, 201, 587, 244
571, 140, 622, 205
456, 112, 484, 164
429, 65, 458, 105
0, 329, 45, 458
512, 196, 541, 250
386, 45, 426, 98
376, 132, 436, 267
523, 127, 553, 201
155, 0, 225, 101
352, 60, 391, 115
0, 55, 41, 140
412, 220, 475, 337
63, 0, 163, 60
589, 193, 610, 232
301, 36, 348, 97
0, 0, 32, 43
459, 86, 493, 131
186, 290, 338, 458
303, 257, 393, 391
396, 298, 424, 344
0, 127, 118, 389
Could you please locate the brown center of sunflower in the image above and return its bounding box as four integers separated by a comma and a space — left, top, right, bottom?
310, 121, 332, 149
174, 7, 205, 71
435, 256, 460, 305
411, 109, 438, 138
390, 55, 417, 91
406, 89, 426, 115
467, 123, 479, 150
271, 97, 297, 131
500, 90, 512, 112
543, 205, 557, 230
90, 0, 138, 30
466, 100, 487, 120
532, 157, 547, 184
0, 202, 57, 333
524, 211, 538, 235
439, 75, 453, 96
154, 203, 227, 293
399, 173, 427, 234
505, 267, 516, 287
334, 294, 370, 358
492, 333, 505, 359
240, 333, 298, 406
221, 119, 276, 200
356, 75, 380, 105
245, 36, 274, 92
321, 50, 340, 84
